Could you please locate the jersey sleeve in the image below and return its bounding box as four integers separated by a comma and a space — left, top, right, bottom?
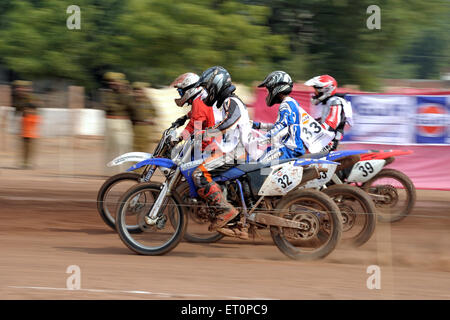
265, 103, 290, 138
323, 103, 343, 130
213, 98, 241, 131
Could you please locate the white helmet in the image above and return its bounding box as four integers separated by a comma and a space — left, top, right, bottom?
170, 73, 202, 107
304, 75, 337, 105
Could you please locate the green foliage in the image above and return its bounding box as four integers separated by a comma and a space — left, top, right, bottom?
244, 0, 450, 89
0, 0, 448, 91
0, 0, 286, 88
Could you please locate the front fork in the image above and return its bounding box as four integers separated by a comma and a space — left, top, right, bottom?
128, 165, 156, 208
144, 167, 182, 225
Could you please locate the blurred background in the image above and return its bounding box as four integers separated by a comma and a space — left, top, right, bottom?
0, 0, 449, 181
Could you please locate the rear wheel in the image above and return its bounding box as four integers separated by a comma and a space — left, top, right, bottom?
362, 168, 416, 223
96, 172, 141, 231
115, 182, 186, 255
322, 184, 376, 247
270, 189, 343, 261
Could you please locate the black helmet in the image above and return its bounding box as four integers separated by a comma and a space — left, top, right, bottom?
195, 66, 234, 107
258, 71, 293, 106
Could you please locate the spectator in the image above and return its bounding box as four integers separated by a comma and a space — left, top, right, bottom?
12, 80, 40, 169
99, 72, 133, 173
130, 82, 158, 153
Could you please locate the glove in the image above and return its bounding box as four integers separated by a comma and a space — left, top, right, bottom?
251, 121, 261, 129
321, 144, 332, 153
172, 115, 188, 127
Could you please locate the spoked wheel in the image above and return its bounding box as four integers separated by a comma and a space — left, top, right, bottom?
175, 182, 224, 243
361, 168, 416, 223
270, 189, 343, 261
115, 182, 187, 255
322, 184, 376, 247
96, 172, 141, 232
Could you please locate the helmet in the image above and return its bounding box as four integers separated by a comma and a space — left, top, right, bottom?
195, 66, 233, 107
170, 73, 202, 107
258, 71, 293, 106
304, 75, 337, 105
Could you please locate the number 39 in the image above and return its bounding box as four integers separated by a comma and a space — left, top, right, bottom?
358, 162, 374, 177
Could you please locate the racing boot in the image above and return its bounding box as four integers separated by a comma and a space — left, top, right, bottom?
197, 182, 240, 231
217, 226, 249, 240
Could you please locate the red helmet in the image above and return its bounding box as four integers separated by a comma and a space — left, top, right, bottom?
304, 75, 337, 105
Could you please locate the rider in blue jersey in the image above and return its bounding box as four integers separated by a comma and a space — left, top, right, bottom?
252, 71, 306, 160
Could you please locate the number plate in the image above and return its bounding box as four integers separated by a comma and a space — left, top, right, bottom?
300, 112, 335, 153
258, 161, 304, 196
347, 159, 385, 183
299, 163, 338, 189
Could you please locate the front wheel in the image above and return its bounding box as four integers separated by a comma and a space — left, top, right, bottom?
361, 168, 416, 223
270, 189, 343, 261
322, 184, 376, 247
115, 182, 187, 255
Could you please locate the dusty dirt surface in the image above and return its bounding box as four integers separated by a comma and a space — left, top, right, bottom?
0, 168, 449, 300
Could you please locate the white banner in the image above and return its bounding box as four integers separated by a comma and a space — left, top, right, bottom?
344, 95, 416, 144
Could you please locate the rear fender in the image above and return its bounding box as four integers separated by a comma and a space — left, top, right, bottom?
360, 150, 413, 161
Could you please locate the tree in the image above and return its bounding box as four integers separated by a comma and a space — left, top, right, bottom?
242, 0, 449, 89
0, 0, 288, 89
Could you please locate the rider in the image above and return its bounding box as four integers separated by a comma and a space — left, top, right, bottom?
191, 66, 252, 240
252, 71, 306, 160
304, 75, 353, 151
170, 72, 216, 151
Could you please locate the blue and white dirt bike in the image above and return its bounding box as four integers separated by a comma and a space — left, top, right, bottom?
114, 136, 344, 260
97, 120, 226, 243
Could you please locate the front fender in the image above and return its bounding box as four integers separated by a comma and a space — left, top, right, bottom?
107, 152, 153, 167
126, 158, 176, 172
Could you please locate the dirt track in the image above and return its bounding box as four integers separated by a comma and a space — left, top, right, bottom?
0, 170, 449, 300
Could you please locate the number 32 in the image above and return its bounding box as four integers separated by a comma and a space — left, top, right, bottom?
278, 174, 292, 189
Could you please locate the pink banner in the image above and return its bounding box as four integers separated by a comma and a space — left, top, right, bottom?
341, 144, 450, 191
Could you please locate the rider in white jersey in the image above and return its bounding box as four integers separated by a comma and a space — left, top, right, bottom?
304, 74, 353, 151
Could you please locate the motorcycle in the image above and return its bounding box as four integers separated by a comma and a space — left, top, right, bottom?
96, 119, 224, 243
114, 135, 344, 260
298, 150, 378, 247
330, 149, 416, 223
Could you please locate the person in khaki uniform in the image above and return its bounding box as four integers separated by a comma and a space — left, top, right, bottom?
100, 72, 134, 173
11, 80, 40, 169
129, 82, 158, 153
